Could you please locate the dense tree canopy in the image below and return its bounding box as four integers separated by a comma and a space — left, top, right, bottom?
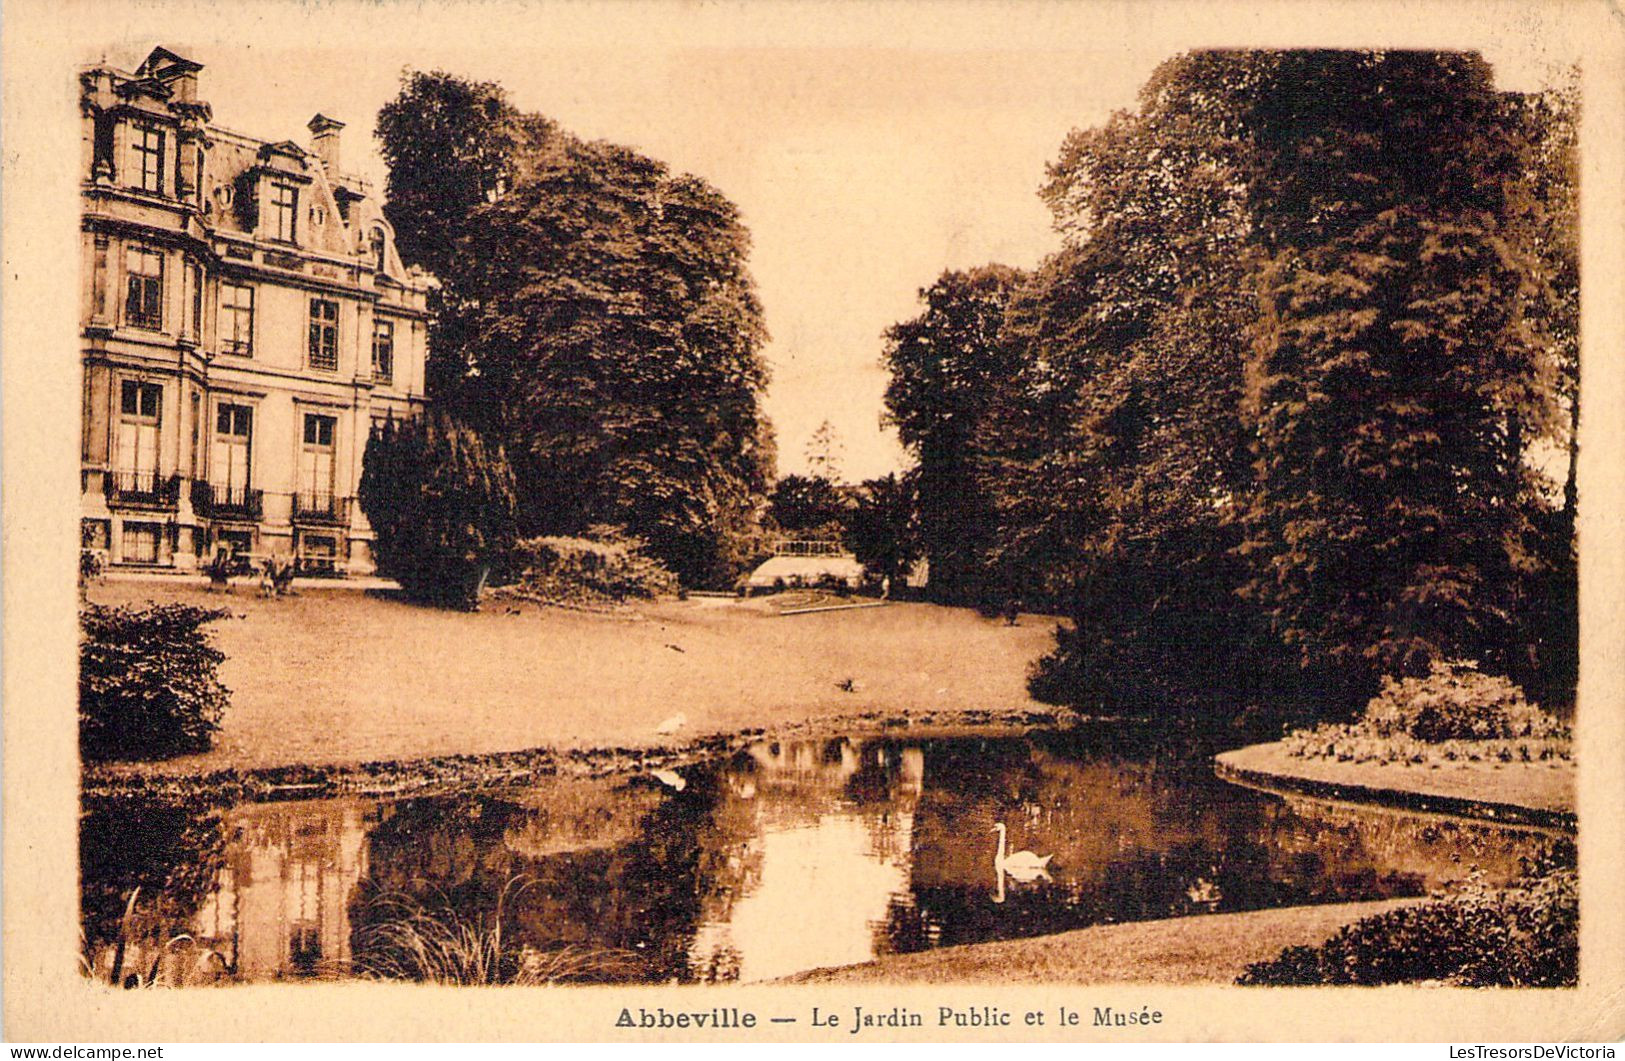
377, 71, 554, 282
377, 72, 774, 587
881, 265, 1027, 602
881, 50, 1578, 721
843, 473, 922, 583
991, 54, 1267, 711
1235, 52, 1565, 705
767, 473, 850, 537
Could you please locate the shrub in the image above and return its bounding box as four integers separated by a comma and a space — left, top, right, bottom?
79, 548, 106, 585
359, 413, 520, 609
80, 604, 232, 761
816, 572, 853, 595
1365, 660, 1566, 742
1238, 864, 1577, 987
500, 531, 679, 608
1283, 660, 1570, 765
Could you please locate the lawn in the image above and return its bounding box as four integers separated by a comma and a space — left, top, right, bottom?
84, 581, 1060, 775
1217, 741, 1575, 821
783, 897, 1427, 984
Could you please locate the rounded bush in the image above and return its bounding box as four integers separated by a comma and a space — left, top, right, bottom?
80, 603, 232, 761
503, 532, 679, 607
1239, 866, 1577, 987
1365, 660, 1566, 742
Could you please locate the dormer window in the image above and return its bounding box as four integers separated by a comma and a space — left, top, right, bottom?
132, 123, 165, 194
270, 182, 299, 242
370, 227, 387, 273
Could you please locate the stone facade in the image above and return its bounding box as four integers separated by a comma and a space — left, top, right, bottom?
79, 47, 431, 576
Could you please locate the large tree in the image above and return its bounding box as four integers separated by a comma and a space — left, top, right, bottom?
983, 50, 1573, 718
1237, 51, 1565, 708
377, 74, 774, 587
767, 473, 849, 537
843, 473, 922, 583
1507, 76, 1579, 706
995, 54, 1267, 713
881, 265, 1027, 603
376, 71, 553, 281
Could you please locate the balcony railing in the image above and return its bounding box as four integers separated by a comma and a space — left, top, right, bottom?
294, 492, 351, 526
191, 481, 264, 521
105, 471, 181, 509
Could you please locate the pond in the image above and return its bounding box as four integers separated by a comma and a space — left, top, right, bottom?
81, 726, 1569, 985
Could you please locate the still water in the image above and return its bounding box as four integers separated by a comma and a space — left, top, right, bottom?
81, 728, 1565, 985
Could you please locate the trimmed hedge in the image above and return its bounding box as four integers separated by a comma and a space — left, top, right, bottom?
80, 603, 232, 761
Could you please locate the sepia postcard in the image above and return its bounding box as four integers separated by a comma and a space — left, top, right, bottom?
4, 0, 1625, 1045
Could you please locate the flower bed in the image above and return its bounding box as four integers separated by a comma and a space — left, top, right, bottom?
1283, 660, 1570, 767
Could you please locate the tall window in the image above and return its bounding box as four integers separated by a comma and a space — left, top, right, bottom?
270, 182, 299, 242
189, 392, 201, 477
132, 123, 164, 194
370, 227, 387, 273
220, 281, 255, 355
213, 403, 253, 493
117, 380, 162, 477
124, 245, 164, 330
371, 318, 394, 383
189, 262, 203, 340
301, 413, 337, 504
308, 299, 339, 371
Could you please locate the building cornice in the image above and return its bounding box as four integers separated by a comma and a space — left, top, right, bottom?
208, 358, 424, 401
79, 209, 428, 307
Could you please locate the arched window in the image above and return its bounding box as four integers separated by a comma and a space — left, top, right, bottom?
370, 227, 387, 273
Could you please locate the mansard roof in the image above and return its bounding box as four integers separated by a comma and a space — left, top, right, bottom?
82, 48, 423, 284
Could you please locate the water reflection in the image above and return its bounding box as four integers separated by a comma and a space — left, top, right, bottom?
687, 740, 924, 981
81, 729, 1569, 985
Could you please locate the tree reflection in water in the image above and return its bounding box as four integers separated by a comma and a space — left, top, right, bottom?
80, 726, 1571, 985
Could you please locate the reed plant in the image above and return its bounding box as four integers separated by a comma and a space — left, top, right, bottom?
349, 879, 640, 985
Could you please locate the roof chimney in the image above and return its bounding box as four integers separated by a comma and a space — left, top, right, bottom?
307, 113, 345, 175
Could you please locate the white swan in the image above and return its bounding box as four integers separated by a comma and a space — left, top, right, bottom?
993, 823, 1053, 881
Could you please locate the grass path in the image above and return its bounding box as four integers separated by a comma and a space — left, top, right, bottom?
85, 582, 1060, 776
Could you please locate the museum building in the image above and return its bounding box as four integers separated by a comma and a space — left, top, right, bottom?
79, 46, 431, 575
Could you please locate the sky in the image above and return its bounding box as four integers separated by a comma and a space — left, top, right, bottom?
88, 1, 1576, 481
